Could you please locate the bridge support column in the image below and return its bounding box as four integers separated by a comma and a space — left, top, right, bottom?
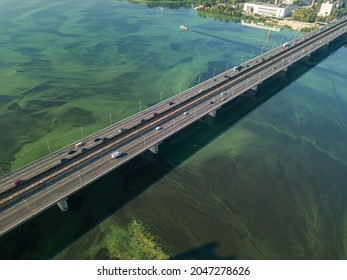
208, 109, 217, 117
246, 89, 256, 98
57, 198, 68, 212
149, 143, 160, 154
251, 84, 258, 91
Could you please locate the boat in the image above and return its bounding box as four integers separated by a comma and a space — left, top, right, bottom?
179, 25, 188, 31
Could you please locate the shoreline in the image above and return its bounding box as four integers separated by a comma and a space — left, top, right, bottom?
268, 18, 317, 31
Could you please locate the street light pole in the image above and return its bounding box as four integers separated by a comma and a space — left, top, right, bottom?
109, 113, 112, 125
251, 51, 255, 59
240, 56, 244, 64
0, 165, 4, 176
226, 62, 230, 70
213, 67, 216, 76
160, 92, 163, 102
198, 74, 201, 84
179, 83, 181, 93
261, 46, 265, 54
80, 127, 84, 139
46, 141, 52, 154
23, 198, 31, 211
77, 171, 82, 184
139, 101, 142, 111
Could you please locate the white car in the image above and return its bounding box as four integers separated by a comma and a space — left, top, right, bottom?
111, 151, 122, 159
155, 126, 162, 131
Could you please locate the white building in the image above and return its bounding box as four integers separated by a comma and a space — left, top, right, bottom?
318, 2, 335, 17
282, 0, 312, 5
243, 3, 297, 19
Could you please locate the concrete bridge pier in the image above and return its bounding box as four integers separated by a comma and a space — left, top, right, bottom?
199, 115, 217, 128
57, 198, 68, 212
278, 67, 290, 79
321, 44, 330, 51
301, 55, 311, 63
246, 89, 257, 99
149, 142, 160, 154
251, 84, 258, 91
208, 109, 217, 117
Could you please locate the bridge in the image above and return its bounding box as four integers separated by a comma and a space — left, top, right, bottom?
0, 18, 346, 237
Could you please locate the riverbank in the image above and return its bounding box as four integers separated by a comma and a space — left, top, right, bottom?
267, 18, 317, 31
194, 3, 317, 32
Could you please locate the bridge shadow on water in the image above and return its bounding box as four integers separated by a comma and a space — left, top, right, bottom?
0, 36, 345, 260
172, 242, 236, 260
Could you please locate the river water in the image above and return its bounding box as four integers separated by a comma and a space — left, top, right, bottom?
0, 0, 347, 259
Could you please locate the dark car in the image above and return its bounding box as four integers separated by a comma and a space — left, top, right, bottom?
167, 101, 174, 105
102, 137, 108, 141
80, 147, 88, 153
93, 137, 101, 142
152, 112, 158, 117
67, 150, 76, 155
140, 118, 146, 123
13, 179, 24, 186
60, 158, 68, 163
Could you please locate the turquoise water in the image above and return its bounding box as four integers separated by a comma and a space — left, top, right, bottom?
0, 0, 347, 259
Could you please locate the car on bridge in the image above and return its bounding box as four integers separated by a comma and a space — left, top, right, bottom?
111, 151, 123, 159
153, 112, 158, 117
75, 142, 85, 148
13, 179, 24, 186
155, 126, 162, 131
